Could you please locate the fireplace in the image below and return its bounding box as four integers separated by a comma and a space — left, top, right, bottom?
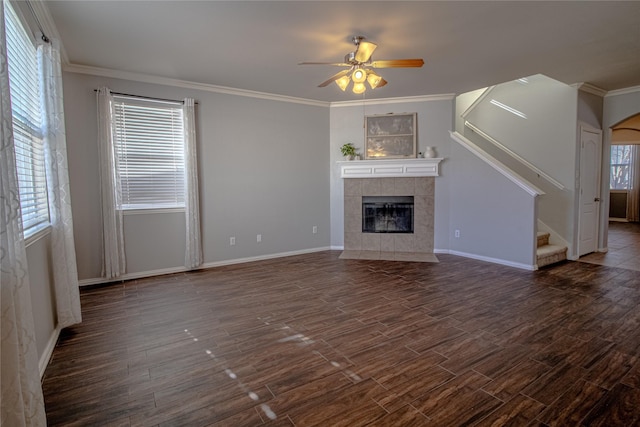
362, 196, 414, 233
339, 159, 441, 262
341, 177, 435, 259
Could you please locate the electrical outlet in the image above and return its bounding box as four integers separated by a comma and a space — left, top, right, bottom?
257, 234, 262, 242
312, 226, 318, 234
230, 236, 236, 246
455, 229, 460, 238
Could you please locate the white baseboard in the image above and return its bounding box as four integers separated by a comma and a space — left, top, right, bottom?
39, 325, 61, 379
79, 246, 334, 287
435, 249, 536, 271
200, 246, 333, 269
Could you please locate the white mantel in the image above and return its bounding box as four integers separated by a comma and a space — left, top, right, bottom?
338, 158, 443, 178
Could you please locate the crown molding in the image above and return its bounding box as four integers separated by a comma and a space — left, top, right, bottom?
571, 82, 607, 97
63, 64, 331, 108
330, 93, 455, 108
605, 85, 640, 98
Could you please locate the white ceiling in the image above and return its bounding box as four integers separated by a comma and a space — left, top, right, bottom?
45, 1, 640, 103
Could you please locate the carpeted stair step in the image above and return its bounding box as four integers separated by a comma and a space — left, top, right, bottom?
537, 244, 567, 268
537, 231, 550, 248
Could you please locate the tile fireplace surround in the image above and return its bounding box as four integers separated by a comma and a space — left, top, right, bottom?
340, 176, 436, 262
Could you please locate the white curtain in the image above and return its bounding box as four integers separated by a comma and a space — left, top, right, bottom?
629, 145, 640, 222
96, 87, 125, 279
0, 2, 47, 424
183, 98, 202, 268
38, 38, 82, 327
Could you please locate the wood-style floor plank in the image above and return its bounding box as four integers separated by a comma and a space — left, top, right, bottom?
43, 249, 640, 426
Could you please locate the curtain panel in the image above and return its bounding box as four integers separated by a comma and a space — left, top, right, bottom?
630, 145, 640, 222
0, 2, 47, 424
96, 87, 126, 279
183, 98, 202, 269
39, 38, 82, 327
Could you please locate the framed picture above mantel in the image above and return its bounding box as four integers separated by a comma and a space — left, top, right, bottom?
365, 113, 417, 159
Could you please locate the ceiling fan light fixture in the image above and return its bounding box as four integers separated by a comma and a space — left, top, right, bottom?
354, 40, 377, 63
335, 75, 350, 91
352, 68, 366, 84
367, 71, 383, 89
352, 82, 366, 94
301, 35, 425, 96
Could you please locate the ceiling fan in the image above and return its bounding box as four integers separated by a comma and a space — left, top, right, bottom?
299, 36, 424, 94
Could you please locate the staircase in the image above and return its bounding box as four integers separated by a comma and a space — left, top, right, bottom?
536, 232, 567, 268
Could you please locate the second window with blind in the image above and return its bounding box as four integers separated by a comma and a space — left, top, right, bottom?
111, 95, 186, 211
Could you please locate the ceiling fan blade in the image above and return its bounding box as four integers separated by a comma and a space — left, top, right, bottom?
355, 41, 377, 63
318, 69, 352, 87
299, 62, 351, 66
371, 59, 425, 68
376, 78, 388, 88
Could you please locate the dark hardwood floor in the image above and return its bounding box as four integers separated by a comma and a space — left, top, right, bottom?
579, 221, 640, 271
43, 250, 640, 426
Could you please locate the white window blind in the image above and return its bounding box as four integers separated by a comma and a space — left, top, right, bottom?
5, 1, 50, 236
112, 96, 185, 210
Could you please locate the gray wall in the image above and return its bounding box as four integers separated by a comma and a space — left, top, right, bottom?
578, 89, 604, 130
63, 72, 331, 281
463, 74, 578, 188
601, 89, 640, 246
328, 97, 454, 251
448, 141, 537, 267
458, 75, 581, 257
25, 235, 57, 374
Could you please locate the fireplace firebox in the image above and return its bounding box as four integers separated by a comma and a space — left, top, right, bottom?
362, 196, 414, 233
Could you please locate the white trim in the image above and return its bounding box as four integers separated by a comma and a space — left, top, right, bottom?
39, 325, 61, 379
435, 248, 536, 271
460, 86, 494, 119
79, 265, 188, 286
122, 207, 184, 216
606, 85, 640, 98
78, 246, 333, 287
24, 224, 51, 247
464, 121, 565, 190
450, 131, 545, 197
338, 158, 442, 178
330, 93, 455, 108
571, 82, 607, 97
64, 64, 330, 107
201, 247, 333, 269
608, 218, 628, 222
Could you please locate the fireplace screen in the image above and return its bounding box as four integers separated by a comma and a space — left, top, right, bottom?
362, 196, 414, 233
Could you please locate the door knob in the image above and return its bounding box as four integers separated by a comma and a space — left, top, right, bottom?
594, 197, 601, 202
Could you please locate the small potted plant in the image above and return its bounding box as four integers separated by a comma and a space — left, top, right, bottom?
340, 143, 357, 160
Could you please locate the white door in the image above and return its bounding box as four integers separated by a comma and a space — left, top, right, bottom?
579, 127, 603, 256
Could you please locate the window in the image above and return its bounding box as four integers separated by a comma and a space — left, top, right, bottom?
4, 1, 50, 237
111, 96, 185, 210
611, 145, 634, 190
